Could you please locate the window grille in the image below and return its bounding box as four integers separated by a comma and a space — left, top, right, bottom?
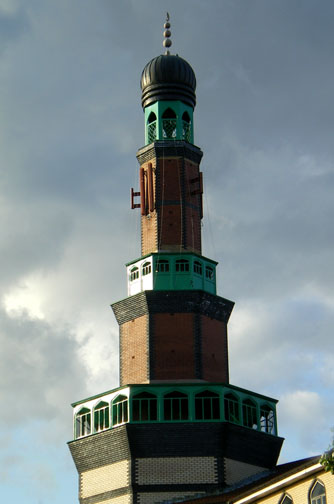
260, 405, 275, 434
156, 260, 169, 273
142, 262, 151, 276
195, 391, 220, 420
176, 259, 189, 273
132, 392, 158, 421
76, 408, 91, 438
194, 261, 202, 275
164, 391, 188, 421
182, 120, 191, 142
224, 394, 240, 424
112, 395, 128, 426
242, 399, 258, 429
130, 267, 139, 281
205, 266, 214, 279
94, 402, 110, 432
311, 482, 326, 504
147, 122, 156, 143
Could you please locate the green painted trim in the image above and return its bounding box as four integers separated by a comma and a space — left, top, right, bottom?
144, 101, 194, 145
126, 252, 218, 268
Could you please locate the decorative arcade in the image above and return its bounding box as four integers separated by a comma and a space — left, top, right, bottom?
69, 16, 284, 504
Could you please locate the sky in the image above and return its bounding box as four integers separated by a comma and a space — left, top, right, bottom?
0, 0, 334, 502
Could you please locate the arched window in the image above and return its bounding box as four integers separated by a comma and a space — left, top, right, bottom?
310, 481, 326, 504
112, 395, 128, 426
176, 259, 189, 273
182, 111, 191, 142
195, 390, 220, 420
130, 266, 139, 281
162, 108, 177, 139
132, 392, 158, 421
147, 112, 157, 143
142, 262, 151, 276
76, 407, 91, 438
260, 404, 275, 434
205, 266, 214, 280
224, 393, 240, 423
94, 401, 110, 432
280, 495, 293, 504
193, 261, 202, 275
242, 399, 258, 429
156, 259, 169, 273
164, 391, 188, 421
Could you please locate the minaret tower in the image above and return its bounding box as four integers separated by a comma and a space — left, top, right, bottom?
69, 17, 284, 504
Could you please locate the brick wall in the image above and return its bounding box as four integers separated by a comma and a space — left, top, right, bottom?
80, 460, 130, 498
120, 315, 149, 385
135, 457, 218, 485
201, 316, 229, 382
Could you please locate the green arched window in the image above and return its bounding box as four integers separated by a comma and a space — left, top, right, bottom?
260, 404, 275, 434
193, 261, 202, 275
94, 401, 109, 432
112, 395, 128, 426
182, 111, 191, 142
147, 111, 157, 143
156, 259, 169, 273
130, 266, 139, 281
162, 108, 177, 139
224, 393, 240, 424
76, 407, 91, 438
176, 259, 189, 273
142, 262, 151, 276
195, 390, 220, 420
164, 391, 188, 421
132, 392, 158, 421
242, 399, 258, 429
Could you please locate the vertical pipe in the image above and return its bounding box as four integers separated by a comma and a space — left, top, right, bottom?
140, 167, 146, 216
147, 163, 154, 213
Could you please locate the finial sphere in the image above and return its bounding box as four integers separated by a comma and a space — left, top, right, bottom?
164, 22, 170, 29
163, 39, 172, 48
164, 29, 171, 38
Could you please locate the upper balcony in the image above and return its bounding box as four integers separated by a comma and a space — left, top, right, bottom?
71, 383, 279, 441
126, 253, 217, 297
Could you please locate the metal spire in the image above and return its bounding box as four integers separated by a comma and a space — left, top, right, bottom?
163, 12, 172, 55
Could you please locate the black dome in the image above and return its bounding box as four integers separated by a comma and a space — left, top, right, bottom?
140, 54, 196, 109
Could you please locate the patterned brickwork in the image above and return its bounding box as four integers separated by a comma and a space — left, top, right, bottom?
201, 316, 229, 382
69, 426, 131, 473
224, 457, 266, 485
112, 291, 234, 326
136, 141, 203, 171
137, 491, 205, 504
120, 316, 149, 385
135, 457, 217, 485
91, 495, 132, 504
81, 460, 130, 498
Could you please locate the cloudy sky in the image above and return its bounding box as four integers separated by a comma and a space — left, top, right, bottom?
1, 0, 334, 502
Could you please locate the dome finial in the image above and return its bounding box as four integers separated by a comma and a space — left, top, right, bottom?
163, 12, 172, 55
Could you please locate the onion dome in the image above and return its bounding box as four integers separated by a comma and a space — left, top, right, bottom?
140, 54, 196, 109
140, 14, 196, 109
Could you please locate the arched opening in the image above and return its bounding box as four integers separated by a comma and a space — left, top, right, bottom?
162, 108, 177, 139
182, 111, 191, 142
112, 395, 128, 426
94, 401, 110, 432
164, 391, 188, 421
205, 266, 214, 280
147, 112, 157, 143
142, 262, 151, 276
175, 259, 189, 273
132, 392, 158, 421
242, 399, 258, 429
195, 390, 220, 420
224, 393, 240, 423
193, 261, 202, 275
260, 404, 275, 434
130, 266, 139, 281
310, 481, 326, 504
280, 495, 293, 504
156, 259, 169, 273
76, 407, 91, 438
